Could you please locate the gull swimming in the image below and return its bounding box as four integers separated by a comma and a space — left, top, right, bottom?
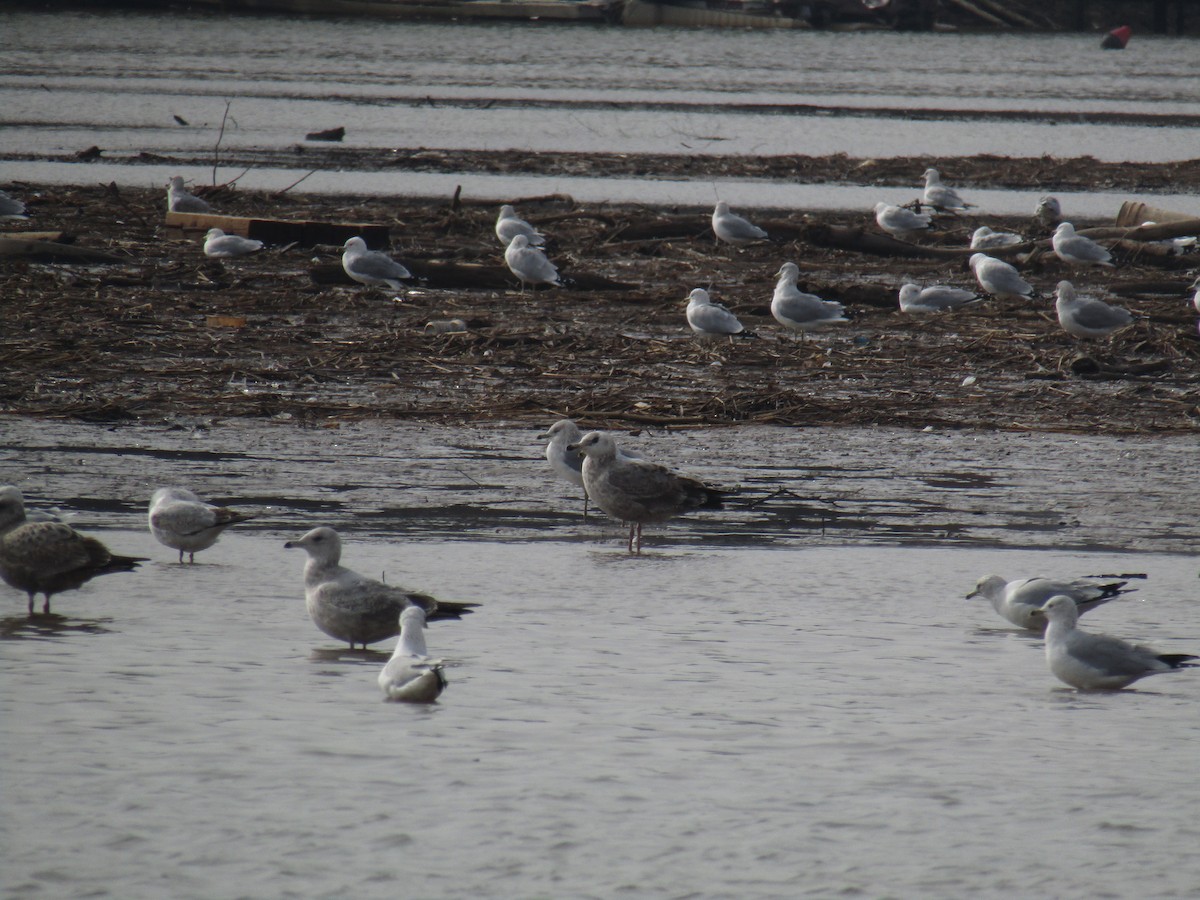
897, 282, 980, 313
203, 228, 263, 258
969, 252, 1036, 301
1054, 280, 1134, 339
771, 262, 847, 333
873, 202, 932, 240
1052, 222, 1115, 267
342, 236, 411, 289
967, 573, 1134, 632
378, 607, 447, 703
567, 431, 723, 553
686, 288, 751, 338
284, 526, 476, 649
712, 201, 768, 246
970, 226, 1024, 251
166, 176, 213, 213
495, 205, 545, 247
0, 190, 27, 218
1035, 196, 1063, 230
0, 485, 145, 615
539, 420, 641, 518
148, 487, 254, 564
921, 168, 971, 211
1033, 595, 1198, 690
504, 234, 561, 290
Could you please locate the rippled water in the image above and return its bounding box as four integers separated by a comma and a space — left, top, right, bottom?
3, 419, 1199, 898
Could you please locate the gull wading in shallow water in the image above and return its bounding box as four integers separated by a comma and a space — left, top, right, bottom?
1052, 222, 1115, 268
567, 431, 723, 554
495, 204, 545, 247
341, 236, 411, 290
538, 420, 641, 518
203, 228, 263, 258
1033, 595, 1198, 690
504, 233, 561, 290
685, 288, 752, 339
771, 262, 847, 334
284, 526, 476, 649
897, 282, 980, 313
969, 253, 1036, 302
1054, 280, 1134, 339
378, 607, 447, 703
967, 573, 1136, 632
166, 175, 213, 213
148, 487, 254, 564
711, 201, 768, 246
0, 485, 145, 615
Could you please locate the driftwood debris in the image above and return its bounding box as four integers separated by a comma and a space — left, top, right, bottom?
309, 259, 635, 291
305, 126, 345, 142
164, 211, 389, 249
0, 236, 121, 263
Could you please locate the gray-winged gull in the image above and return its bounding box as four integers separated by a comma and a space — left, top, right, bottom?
203, 228, 263, 258
969, 252, 1035, 301
342, 236, 411, 289
284, 526, 476, 649
771, 262, 847, 333
921, 168, 971, 211
1032, 595, 1197, 690
0, 485, 145, 615
712, 201, 768, 246
538, 420, 642, 518
873, 202, 932, 240
495, 204, 545, 247
148, 487, 254, 564
567, 431, 723, 553
970, 226, 1024, 250
504, 234, 561, 290
897, 282, 980, 313
686, 288, 751, 338
967, 573, 1135, 632
1052, 222, 1115, 267
378, 606, 447, 703
166, 176, 213, 213
1054, 280, 1134, 338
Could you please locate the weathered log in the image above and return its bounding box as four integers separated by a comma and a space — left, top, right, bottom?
164, 211, 389, 249
0, 236, 121, 263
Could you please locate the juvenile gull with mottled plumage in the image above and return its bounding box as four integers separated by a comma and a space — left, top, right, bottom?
148, 487, 254, 563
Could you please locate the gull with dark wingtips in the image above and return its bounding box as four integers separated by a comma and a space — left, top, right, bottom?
1054, 280, 1134, 339
148, 487, 254, 564
1052, 222, 1115, 268
771, 262, 847, 334
967, 573, 1135, 632
378, 607, 447, 703
969, 253, 1035, 301
342, 237, 411, 289
712, 201, 768, 246
897, 283, 980, 313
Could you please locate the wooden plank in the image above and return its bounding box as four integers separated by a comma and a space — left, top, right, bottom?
164, 211, 390, 249
0, 231, 66, 242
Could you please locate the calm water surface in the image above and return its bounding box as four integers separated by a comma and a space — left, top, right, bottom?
2, 420, 1199, 898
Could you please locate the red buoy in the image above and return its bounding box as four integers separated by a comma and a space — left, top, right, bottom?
1101, 25, 1132, 50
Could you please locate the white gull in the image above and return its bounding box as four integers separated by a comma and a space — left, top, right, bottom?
148, 487, 254, 564
969, 252, 1035, 301
342, 236, 411, 289
771, 262, 847, 333
504, 234, 561, 290
967, 573, 1135, 632
1052, 222, 1115, 267
204, 228, 263, 258
379, 607, 447, 703
1054, 280, 1134, 339
166, 176, 213, 213
897, 282, 980, 313
712, 201, 768, 246
495, 204, 545, 247
873, 202, 932, 240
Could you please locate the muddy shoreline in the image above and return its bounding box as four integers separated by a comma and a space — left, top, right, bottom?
2, 156, 1198, 433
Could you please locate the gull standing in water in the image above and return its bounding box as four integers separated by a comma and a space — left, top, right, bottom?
873, 202, 932, 240
685, 288, 751, 339
378, 607, 447, 703
148, 487, 254, 563
711, 201, 768, 246
495, 205, 545, 247
538, 420, 642, 518
567, 431, 723, 553
967, 573, 1135, 632
341, 236, 411, 289
921, 168, 971, 211
969, 253, 1036, 301
1054, 280, 1134, 339
897, 283, 980, 313
1033, 595, 1198, 690
0, 485, 145, 615
969, 226, 1024, 250
284, 526, 477, 649
166, 176, 213, 213
1052, 222, 1115, 267
504, 234, 561, 290
771, 262, 847, 334
203, 228, 263, 258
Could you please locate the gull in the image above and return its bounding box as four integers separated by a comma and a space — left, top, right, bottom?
712, 201, 768, 246
0, 190, 27, 218
1033, 595, 1198, 690
166, 176, 213, 213
1054, 280, 1134, 339
284, 526, 477, 649
1034, 196, 1063, 231
538, 420, 641, 518
873, 202, 932, 240
1139, 221, 1197, 256
771, 262, 847, 333
203, 228, 263, 258
504, 233, 561, 290
1052, 222, 1115, 267
1191, 275, 1200, 314
897, 282, 980, 313
148, 487, 254, 564
967, 573, 1135, 632
495, 204, 545, 247
970, 226, 1024, 250
921, 167, 971, 211
685, 288, 751, 338
969, 252, 1035, 301
567, 431, 723, 553
378, 607, 447, 703
342, 236, 411, 289
0, 485, 145, 615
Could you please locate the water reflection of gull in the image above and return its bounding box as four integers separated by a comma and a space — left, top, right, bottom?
967, 573, 1135, 632
379, 607, 446, 703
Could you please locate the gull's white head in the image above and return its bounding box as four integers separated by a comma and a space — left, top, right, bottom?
968, 252, 990, 271
205, 228, 224, 239
966, 574, 1007, 600
1035, 594, 1080, 628
343, 236, 367, 253
168, 176, 186, 190
538, 419, 582, 442
508, 234, 530, 251
567, 431, 617, 461
1055, 280, 1076, 303
0, 484, 27, 530
687, 288, 711, 306
714, 201, 730, 215
922, 167, 940, 183
1054, 222, 1076, 239
284, 526, 343, 566
498, 204, 516, 218
775, 261, 800, 281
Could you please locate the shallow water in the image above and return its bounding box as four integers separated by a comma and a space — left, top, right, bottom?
2, 419, 1199, 898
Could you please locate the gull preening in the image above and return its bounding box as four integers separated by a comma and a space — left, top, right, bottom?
284, 526, 477, 649
712, 201, 768, 246
1033, 595, 1198, 690
970, 226, 1024, 251
1052, 222, 1115, 267
378, 607, 447, 703
1034, 196, 1063, 230
967, 573, 1135, 632
495, 204, 545, 247
166, 176, 213, 213
148, 487, 254, 564
0, 485, 145, 615
685, 288, 751, 338
771, 262, 847, 333
897, 282, 980, 313
873, 202, 932, 240
504, 234, 561, 290
341, 236, 411, 289
567, 431, 723, 553
1054, 280, 1134, 339
969, 252, 1035, 301
921, 168, 971, 211
0, 190, 28, 218
203, 228, 263, 258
